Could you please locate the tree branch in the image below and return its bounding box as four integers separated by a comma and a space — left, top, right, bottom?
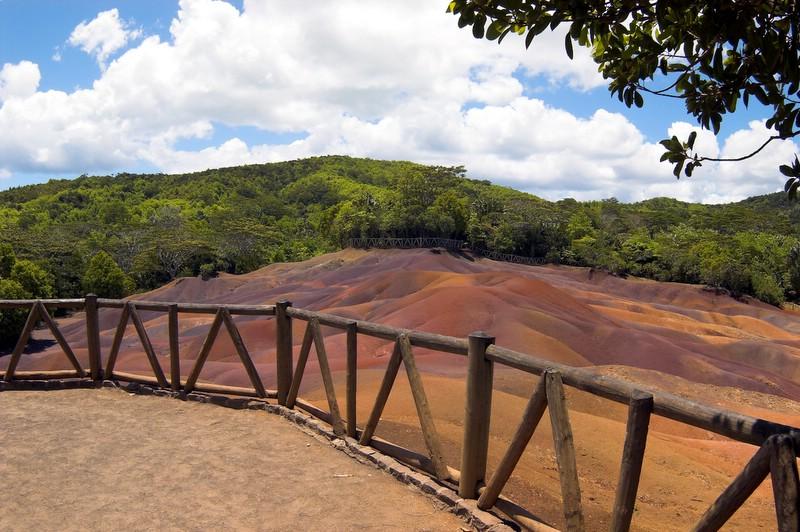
697, 131, 800, 163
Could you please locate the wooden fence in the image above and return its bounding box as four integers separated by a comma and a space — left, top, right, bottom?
349, 237, 548, 265
1, 296, 799, 531
349, 237, 467, 250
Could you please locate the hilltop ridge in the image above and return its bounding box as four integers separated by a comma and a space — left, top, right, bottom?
0, 156, 799, 308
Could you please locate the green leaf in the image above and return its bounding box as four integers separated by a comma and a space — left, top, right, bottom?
472, 14, 486, 39
673, 160, 685, 179
687, 131, 697, 150
486, 20, 506, 41
525, 29, 536, 48
788, 179, 800, 200
564, 33, 573, 59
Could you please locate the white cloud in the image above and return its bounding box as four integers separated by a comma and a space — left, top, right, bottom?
0, 61, 40, 101
68, 8, 142, 68
0, 168, 10, 179
0, 0, 794, 203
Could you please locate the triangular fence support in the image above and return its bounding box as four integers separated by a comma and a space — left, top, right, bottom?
357, 333, 450, 481
477, 370, 586, 530
286, 318, 345, 436
4, 302, 86, 381
105, 302, 168, 387
182, 308, 266, 398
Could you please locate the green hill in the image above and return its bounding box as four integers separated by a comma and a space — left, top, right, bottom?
1, 155, 799, 306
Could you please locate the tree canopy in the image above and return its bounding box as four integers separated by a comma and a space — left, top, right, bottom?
83, 251, 133, 299
447, 0, 800, 189
1, 157, 800, 310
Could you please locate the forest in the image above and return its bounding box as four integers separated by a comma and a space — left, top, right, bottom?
1, 155, 799, 314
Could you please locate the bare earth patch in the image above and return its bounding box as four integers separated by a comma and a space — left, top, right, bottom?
0, 389, 469, 531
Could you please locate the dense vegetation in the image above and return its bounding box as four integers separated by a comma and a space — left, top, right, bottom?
1, 155, 800, 312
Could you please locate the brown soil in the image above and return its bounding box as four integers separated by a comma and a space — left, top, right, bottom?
5, 248, 800, 530
0, 388, 469, 532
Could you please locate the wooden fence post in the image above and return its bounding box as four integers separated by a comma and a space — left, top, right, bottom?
546, 369, 585, 531
770, 434, 800, 532
85, 294, 102, 381
346, 321, 358, 438
460, 331, 495, 498
276, 300, 293, 406
611, 391, 653, 532
169, 304, 180, 391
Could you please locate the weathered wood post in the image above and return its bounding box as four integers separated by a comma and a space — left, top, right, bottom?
168, 304, 180, 391
460, 331, 495, 498
346, 321, 358, 438
275, 300, 293, 406
611, 390, 653, 532
770, 434, 800, 532
85, 294, 102, 381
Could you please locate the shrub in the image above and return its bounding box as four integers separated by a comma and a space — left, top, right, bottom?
752, 272, 785, 306
83, 251, 131, 299
0, 279, 30, 347
199, 263, 218, 281
10, 259, 54, 298
0, 243, 15, 278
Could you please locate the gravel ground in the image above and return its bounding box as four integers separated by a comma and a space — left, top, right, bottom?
0, 388, 470, 531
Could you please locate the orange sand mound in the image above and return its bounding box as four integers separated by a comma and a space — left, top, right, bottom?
5, 248, 800, 529
15, 248, 798, 398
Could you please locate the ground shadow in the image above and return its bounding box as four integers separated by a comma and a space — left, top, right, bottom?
0, 338, 57, 358
444, 249, 476, 262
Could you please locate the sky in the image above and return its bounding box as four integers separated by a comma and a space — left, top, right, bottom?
0, 0, 796, 203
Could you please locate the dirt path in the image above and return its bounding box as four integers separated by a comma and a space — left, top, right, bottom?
0, 389, 469, 531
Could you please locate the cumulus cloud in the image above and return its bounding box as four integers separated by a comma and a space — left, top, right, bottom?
0, 0, 795, 203
68, 8, 142, 68
0, 61, 40, 101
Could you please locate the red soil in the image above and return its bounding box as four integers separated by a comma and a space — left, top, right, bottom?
6, 248, 800, 529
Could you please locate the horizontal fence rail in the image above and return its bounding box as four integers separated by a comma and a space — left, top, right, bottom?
0, 296, 798, 531
350, 237, 467, 250
474, 248, 547, 266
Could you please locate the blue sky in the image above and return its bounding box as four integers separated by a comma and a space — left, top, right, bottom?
0, 0, 793, 203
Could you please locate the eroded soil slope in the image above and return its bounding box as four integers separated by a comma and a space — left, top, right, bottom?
6, 248, 800, 529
